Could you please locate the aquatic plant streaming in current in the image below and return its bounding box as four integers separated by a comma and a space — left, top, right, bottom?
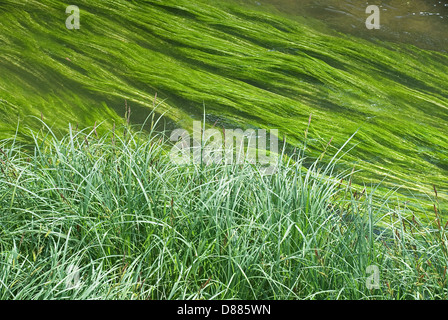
0, 0, 447, 213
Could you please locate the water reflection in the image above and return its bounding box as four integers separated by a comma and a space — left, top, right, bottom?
248, 0, 448, 51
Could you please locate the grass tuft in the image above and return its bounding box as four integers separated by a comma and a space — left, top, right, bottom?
0, 120, 446, 299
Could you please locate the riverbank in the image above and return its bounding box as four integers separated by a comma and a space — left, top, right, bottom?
0, 122, 446, 299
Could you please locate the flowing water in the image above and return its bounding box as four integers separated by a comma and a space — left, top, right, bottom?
250, 0, 448, 51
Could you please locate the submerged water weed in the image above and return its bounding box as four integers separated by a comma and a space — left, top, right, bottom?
0, 0, 447, 211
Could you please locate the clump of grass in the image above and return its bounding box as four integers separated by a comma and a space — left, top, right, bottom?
0, 119, 446, 300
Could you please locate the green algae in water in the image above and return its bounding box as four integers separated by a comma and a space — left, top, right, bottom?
0, 0, 447, 213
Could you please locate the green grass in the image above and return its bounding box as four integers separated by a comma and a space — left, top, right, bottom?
0, 0, 447, 300
0, 0, 447, 213
0, 120, 447, 299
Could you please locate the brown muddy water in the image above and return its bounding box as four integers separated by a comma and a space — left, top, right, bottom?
246, 0, 448, 51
